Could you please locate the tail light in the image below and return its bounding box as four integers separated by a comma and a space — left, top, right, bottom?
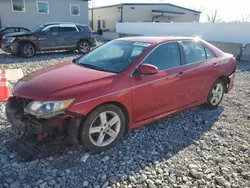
232, 57, 236, 63
231, 57, 237, 73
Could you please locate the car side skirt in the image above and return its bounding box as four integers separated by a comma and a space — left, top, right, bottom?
129, 99, 206, 130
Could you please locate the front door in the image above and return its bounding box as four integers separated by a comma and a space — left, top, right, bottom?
130, 42, 188, 123
38, 25, 59, 50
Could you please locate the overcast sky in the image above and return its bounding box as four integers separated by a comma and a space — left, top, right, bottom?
90, 0, 249, 22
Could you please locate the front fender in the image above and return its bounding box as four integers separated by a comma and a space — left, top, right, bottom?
66, 88, 133, 120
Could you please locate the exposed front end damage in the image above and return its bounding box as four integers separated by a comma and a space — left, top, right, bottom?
5, 96, 83, 144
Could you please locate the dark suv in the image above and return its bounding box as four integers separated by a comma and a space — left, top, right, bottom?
1, 22, 96, 58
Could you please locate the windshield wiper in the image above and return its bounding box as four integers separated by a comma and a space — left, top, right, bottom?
81, 63, 106, 71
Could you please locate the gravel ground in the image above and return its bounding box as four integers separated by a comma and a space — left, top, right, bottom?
0, 50, 249, 188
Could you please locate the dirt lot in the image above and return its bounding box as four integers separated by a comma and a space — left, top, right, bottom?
0, 50, 250, 188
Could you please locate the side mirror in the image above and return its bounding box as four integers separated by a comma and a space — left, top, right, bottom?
138, 64, 158, 75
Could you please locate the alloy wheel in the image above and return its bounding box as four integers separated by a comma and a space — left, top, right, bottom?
23, 44, 35, 57
210, 83, 224, 106
89, 111, 121, 147
79, 42, 90, 53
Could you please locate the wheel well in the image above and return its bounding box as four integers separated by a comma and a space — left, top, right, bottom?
217, 76, 229, 87
88, 102, 130, 131
18, 40, 36, 52
77, 39, 90, 45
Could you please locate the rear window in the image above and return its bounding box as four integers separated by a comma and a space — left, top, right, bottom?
205, 47, 216, 59
77, 25, 91, 32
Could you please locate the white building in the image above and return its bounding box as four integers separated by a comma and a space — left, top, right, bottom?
89, 3, 201, 31
0, 0, 89, 30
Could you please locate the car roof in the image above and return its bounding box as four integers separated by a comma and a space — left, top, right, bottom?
2, 26, 28, 29
116, 36, 199, 44
44, 22, 88, 27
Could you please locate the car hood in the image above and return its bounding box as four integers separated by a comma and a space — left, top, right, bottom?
5, 31, 33, 37
13, 61, 117, 100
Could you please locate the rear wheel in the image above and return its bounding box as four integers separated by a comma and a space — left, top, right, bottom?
77, 40, 90, 54
79, 104, 125, 153
205, 79, 225, 109
20, 42, 36, 58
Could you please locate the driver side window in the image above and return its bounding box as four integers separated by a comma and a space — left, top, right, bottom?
42, 26, 58, 33
142, 42, 181, 71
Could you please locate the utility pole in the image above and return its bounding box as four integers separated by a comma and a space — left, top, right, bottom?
91, 0, 95, 30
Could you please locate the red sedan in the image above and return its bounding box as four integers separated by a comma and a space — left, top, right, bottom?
6, 37, 236, 152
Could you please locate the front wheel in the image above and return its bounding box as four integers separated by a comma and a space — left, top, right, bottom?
205, 79, 225, 109
20, 43, 36, 58
79, 104, 126, 153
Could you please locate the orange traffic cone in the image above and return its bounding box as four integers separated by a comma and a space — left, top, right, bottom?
0, 69, 10, 102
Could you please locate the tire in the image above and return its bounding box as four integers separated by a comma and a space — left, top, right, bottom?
79, 104, 126, 153
20, 42, 36, 58
77, 40, 90, 54
205, 79, 225, 109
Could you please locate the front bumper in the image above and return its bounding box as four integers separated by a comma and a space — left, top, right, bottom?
89, 36, 97, 47
5, 96, 63, 134
226, 70, 236, 93
1, 42, 18, 54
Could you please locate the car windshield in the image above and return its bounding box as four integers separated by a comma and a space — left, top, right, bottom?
76, 40, 152, 73
0, 28, 5, 32
31, 24, 44, 32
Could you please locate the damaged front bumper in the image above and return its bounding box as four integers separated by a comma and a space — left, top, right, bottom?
5, 96, 66, 135
6, 96, 84, 145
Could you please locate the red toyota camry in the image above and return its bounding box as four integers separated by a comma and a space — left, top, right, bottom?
6, 36, 236, 152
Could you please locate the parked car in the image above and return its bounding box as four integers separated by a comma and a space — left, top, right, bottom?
1, 22, 96, 57
6, 37, 236, 152
0, 27, 30, 46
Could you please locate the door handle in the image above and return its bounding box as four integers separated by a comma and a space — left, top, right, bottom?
213, 63, 219, 67
52, 32, 58, 36
176, 71, 184, 78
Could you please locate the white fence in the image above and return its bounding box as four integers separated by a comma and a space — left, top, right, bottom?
116, 22, 250, 45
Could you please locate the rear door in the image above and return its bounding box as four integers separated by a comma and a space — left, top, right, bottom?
58, 25, 79, 48
180, 40, 219, 104
38, 25, 59, 50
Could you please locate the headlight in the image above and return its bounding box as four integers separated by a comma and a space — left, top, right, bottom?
24, 99, 75, 118
9, 37, 16, 42
4, 36, 16, 42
